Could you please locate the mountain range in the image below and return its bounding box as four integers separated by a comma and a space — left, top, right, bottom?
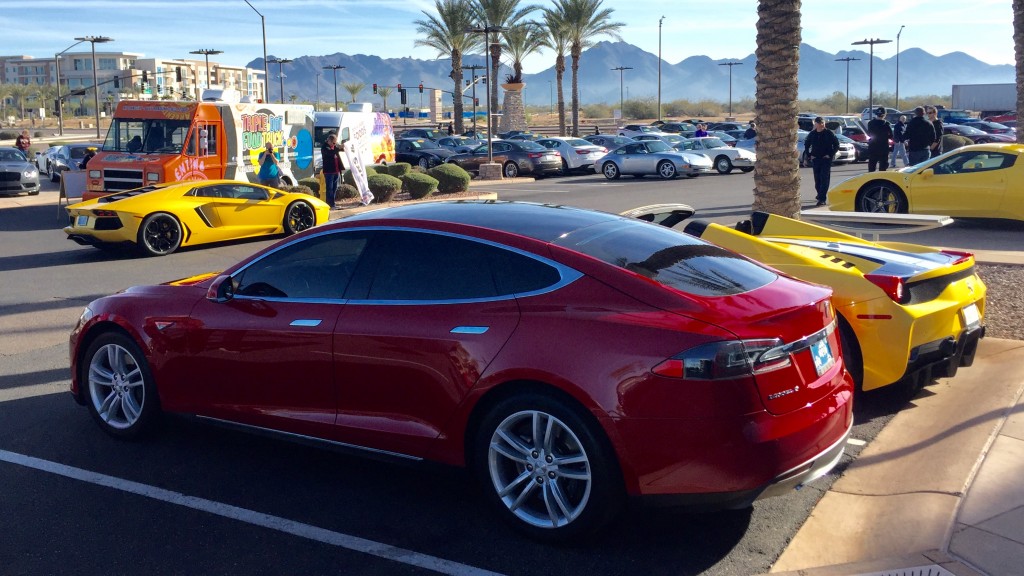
249, 40, 1014, 109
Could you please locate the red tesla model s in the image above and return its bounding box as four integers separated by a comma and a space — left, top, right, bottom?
70, 201, 853, 542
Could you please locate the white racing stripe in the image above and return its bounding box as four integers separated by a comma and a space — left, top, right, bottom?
0, 449, 504, 576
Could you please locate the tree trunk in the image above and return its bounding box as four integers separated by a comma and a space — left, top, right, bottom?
752, 0, 802, 218
489, 39, 502, 133
1015, 0, 1024, 144
451, 49, 465, 134
556, 54, 566, 136
570, 44, 581, 137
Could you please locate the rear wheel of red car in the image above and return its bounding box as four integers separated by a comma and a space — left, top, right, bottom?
474, 392, 624, 542
856, 182, 907, 213
82, 332, 160, 439
284, 201, 315, 235
138, 213, 182, 256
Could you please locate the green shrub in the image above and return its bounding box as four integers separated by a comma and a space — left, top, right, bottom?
367, 173, 403, 203
387, 162, 412, 177
33, 131, 44, 138
282, 184, 313, 196
337, 183, 359, 199
0, 131, 16, 140
343, 166, 376, 187
403, 172, 439, 199
429, 164, 471, 194
298, 177, 320, 194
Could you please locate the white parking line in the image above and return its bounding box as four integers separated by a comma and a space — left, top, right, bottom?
847, 437, 867, 446
0, 449, 503, 576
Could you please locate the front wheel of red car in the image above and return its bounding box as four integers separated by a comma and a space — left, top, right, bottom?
82, 332, 160, 439
473, 392, 624, 542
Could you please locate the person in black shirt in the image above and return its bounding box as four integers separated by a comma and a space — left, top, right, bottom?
926, 106, 944, 158
321, 132, 344, 207
743, 121, 757, 139
904, 106, 935, 166
867, 107, 894, 172
804, 117, 840, 206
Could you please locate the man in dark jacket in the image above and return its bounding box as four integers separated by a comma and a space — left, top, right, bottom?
927, 106, 944, 158
804, 117, 840, 206
890, 115, 909, 167
904, 106, 935, 166
321, 132, 344, 207
866, 107, 894, 172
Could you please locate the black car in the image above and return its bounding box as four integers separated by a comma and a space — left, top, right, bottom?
394, 138, 455, 169
657, 122, 697, 137
49, 143, 97, 182
583, 134, 634, 151
446, 139, 562, 178
399, 128, 447, 141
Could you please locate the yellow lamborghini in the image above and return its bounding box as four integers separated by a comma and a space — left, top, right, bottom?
828, 143, 1024, 220
64, 180, 331, 256
626, 206, 987, 393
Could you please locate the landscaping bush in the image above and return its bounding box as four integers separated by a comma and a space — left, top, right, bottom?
282, 184, 313, 196
337, 183, 359, 200
402, 172, 439, 199
33, 131, 44, 138
343, 166, 376, 187
429, 163, 471, 194
387, 162, 412, 178
298, 177, 320, 195
367, 173, 403, 203
0, 131, 17, 140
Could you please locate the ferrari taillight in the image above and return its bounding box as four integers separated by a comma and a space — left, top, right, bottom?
652, 338, 791, 380
864, 274, 907, 303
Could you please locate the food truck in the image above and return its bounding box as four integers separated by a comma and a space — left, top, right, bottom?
83, 94, 315, 200
313, 103, 396, 171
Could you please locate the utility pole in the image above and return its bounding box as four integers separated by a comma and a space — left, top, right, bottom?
852, 38, 892, 119
612, 66, 632, 118
717, 61, 743, 119
835, 57, 860, 114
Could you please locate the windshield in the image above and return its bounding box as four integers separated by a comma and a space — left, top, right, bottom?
703, 137, 727, 148
956, 125, 986, 135
0, 149, 28, 162
410, 140, 442, 150
565, 138, 591, 146
516, 141, 548, 152
645, 140, 672, 153
104, 118, 191, 154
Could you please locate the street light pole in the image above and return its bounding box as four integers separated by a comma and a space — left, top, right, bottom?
322, 64, 345, 111
74, 35, 113, 139
835, 57, 860, 114
244, 0, 269, 103
315, 72, 321, 111
612, 66, 632, 118
658, 15, 665, 121
54, 39, 87, 136
268, 58, 292, 104
469, 25, 506, 164
852, 38, 892, 119
895, 25, 905, 110
189, 49, 222, 99
717, 61, 743, 119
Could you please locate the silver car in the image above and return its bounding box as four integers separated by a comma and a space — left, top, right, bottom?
0, 147, 41, 196
597, 140, 713, 180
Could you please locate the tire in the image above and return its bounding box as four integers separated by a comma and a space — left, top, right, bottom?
856, 182, 908, 213
739, 167, 754, 173
417, 157, 430, 169
561, 159, 570, 175
81, 331, 160, 439
50, 167, 60, 183
714, 156, 733, 174
601, 162, 620, 180
503, 162, 519, 178
284, 201, 315, 235
657, 160, 677, 179
473, 392, 623, 542
838, 316, 864, 394
137, 213, 183, 256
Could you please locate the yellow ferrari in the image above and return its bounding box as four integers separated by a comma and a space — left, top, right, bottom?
828, 143, 1024, 220
626, 206, 987, 393
64, 180, 331, 256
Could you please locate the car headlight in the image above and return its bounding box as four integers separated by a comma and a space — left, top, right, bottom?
147, 172, 159, 181
76, 307, 95, 330
24, 168, 38, 177
89, 170, 101, 178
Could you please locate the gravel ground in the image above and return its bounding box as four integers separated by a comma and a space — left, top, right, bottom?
977, 264, 1024, 339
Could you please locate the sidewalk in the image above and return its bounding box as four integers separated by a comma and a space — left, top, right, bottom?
769, 337, 1024, 576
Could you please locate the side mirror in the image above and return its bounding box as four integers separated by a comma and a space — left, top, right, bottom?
921, 168, 935, 178
206, 274, 235, 303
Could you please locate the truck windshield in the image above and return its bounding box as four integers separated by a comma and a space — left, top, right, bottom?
103, 119, 191, 154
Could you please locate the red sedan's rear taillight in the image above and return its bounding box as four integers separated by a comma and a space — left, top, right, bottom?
864, 274, 907, 303
652, 339, 792, 380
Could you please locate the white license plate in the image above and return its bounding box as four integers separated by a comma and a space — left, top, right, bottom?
811, 336, 835, 376
76, 215, 90, 227
544, 155, 556, 162
961, 302, 981, 328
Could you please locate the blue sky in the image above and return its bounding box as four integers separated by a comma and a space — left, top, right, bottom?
2, 0, 1014, 72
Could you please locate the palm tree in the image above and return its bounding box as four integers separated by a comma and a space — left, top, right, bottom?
752, 0, 802, 217
1015, 0, 1024, 144
501, 21, 545, 83
415, 0, 480, 134
377, 86, 393, 112
552, 0, 623, 136
470, 0, 538, 122
342, 81, 365, 103
7, 83, 34, 121
541, 9, 570, 136
0, 83, 13, 122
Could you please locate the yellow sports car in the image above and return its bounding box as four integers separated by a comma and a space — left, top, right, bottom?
828, 143, 1024, 220
64, 180, 331, 256
625, 205, 987, 393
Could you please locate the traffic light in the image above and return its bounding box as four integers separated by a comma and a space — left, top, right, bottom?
397, 83, 402, 91
142, 70, 148, 83
474, 97, 479, 106
175, 66, 182, 82
400, 89, 407, 105
372, 83, 377, 94
418, 83, 423, 93
157, 85, 162, 94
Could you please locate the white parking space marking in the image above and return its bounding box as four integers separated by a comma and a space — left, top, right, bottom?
0, 449, 503, 576
847, 437, 867, 446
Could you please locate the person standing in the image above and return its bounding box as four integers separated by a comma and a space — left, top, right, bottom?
79, 147, 97, 169
257, 142, 281, 188
694, 123, 709, 138
805, 117, 840, 207
927, 106, 944, 158
743, 121, 757, 139
15, 130, 31, 155
321, 132, 344, 207
904, 106, 935, 166
447, 122, 454, 136
866, 107, 894, 172
890, 115, 910, 168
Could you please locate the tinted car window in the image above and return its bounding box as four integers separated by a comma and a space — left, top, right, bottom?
361, 231, 561, 301
515, 141, 547, 152
554, 220, 777, 296
234, 231, 370, 299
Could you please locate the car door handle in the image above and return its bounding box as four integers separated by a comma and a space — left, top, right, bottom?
290, 319, 322, 327
451, 326, 489, 334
